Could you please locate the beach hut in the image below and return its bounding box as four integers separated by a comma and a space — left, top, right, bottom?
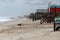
50, 5, 60, 16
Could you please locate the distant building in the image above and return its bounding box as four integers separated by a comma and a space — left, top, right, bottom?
36, 9, 48, 13
35, 9, 48, 18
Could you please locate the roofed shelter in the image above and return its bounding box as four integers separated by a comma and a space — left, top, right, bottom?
50, 5, 60, 16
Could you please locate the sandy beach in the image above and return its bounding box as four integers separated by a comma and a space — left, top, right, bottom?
0, 18, 60, 40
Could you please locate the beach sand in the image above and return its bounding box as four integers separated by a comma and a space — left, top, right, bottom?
0, 18, 60, 40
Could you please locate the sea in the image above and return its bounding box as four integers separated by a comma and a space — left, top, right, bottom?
0, 17, 15, 23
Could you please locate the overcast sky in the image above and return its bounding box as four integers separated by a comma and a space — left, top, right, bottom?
0, 0, 60, 17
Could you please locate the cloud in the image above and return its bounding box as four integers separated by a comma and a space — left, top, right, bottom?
25, 0, 60, 5
0, 0, 16, 8
0, 0, 16, 2
0, 0, 60, 17
25, 0, 43, 5
8, 0, 16, 2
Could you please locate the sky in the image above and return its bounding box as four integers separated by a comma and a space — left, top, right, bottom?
0, 0, 60, 17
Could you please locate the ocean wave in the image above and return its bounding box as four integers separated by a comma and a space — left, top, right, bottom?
0, 17, 15, 22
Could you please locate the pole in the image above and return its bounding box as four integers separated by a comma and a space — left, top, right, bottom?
54, 4, 56, 31
48, 2, 51, 13
48, 2, 51, 23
